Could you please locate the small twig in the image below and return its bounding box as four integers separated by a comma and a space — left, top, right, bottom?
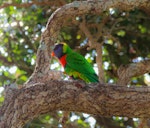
79, 17, 96, 43
109, 18, 123, 34
59, 111, 70, 128
138, 118, 148, 128
94, 42, 105, 83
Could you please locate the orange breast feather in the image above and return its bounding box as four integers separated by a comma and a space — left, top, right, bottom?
59, 55, 67, 67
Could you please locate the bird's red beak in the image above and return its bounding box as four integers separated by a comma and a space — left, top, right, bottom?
51, 51, 55, 57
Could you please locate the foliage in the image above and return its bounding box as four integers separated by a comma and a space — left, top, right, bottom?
0, 0, 150, 128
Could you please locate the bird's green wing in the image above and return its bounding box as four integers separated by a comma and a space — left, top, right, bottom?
66, 51, 99, 83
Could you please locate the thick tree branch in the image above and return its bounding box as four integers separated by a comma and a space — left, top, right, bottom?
117, 59, 150, 85
1, 81, 150, 127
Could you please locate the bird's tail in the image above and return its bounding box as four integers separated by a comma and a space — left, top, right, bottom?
85, 73, 99, 83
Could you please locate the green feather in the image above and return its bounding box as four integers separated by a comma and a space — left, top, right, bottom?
63, 43, 99, 83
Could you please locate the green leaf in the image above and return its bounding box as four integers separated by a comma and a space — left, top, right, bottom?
117, 30, 126, 37
0, 96, 4, 103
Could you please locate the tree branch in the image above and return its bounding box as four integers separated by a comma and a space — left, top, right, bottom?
117, 59, 150, 85
1, 81, 150, 127
0, 54, 14, 66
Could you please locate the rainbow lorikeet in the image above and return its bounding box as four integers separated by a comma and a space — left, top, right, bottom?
51, 43, 99, 83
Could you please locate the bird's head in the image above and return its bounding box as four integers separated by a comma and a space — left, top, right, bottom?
51, 43, 71, 58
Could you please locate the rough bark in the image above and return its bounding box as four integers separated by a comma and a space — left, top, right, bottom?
1, 81, 150, 128
117, 60, 150, 85
1, 0, 150, 128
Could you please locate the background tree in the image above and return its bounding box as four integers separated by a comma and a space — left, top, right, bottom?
0, 0, 150, 128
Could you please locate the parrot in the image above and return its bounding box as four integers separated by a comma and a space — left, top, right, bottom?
51, 43, 99, 83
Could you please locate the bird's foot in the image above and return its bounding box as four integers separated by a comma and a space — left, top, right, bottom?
73, 80, 86, 88
75, 83, 84, 88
